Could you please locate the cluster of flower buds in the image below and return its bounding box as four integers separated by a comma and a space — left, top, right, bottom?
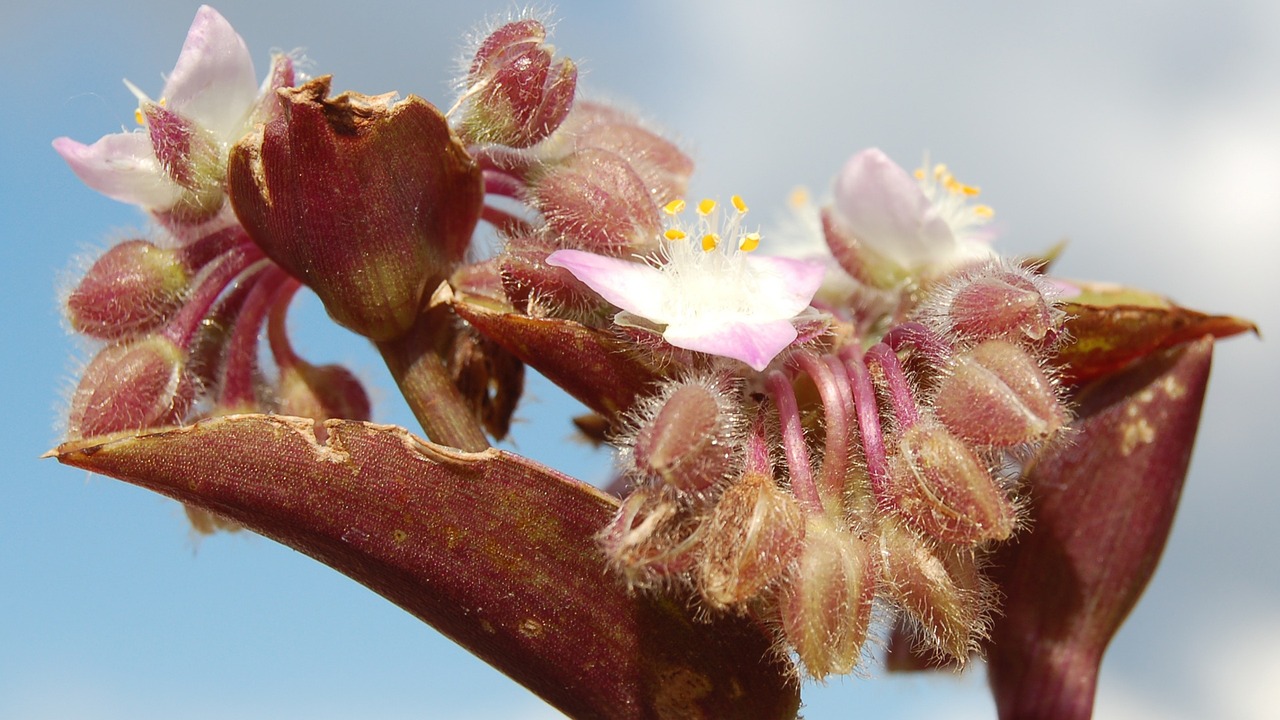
575, 150, 1070, 677
57, 9, 374, 454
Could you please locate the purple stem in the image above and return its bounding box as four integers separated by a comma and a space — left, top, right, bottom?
865, 343, 920, 429
481, 204, 535, 237
765, 370, 822, 514
483, 169, 526, 199
217, 265, 283, 409
844, 355, 890, 500
162, 245, 266, 349
881, 321, 951, 365
793, 353, 852, 506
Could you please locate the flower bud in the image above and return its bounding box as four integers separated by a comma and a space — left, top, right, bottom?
697, 471, 805, 609
530, 148, 662, 255
889, 422, 1016, 544
930, 263, 1058, 343
598, 487, 702, 589
880, 520, 991, 663
555, 102, 693, 204
630, 379, 740, 494
780, 516, 878, 679
66, 239, 190, 340
934, 339, 1067, 448
68, 336, 194, 438
277, 362, 372, 423
458, 19, 577, 148
228, 77, 484, 341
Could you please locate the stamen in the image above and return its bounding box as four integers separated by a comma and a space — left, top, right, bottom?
973, 205, 994, 218
663, 199, 686, 215
913, 168, 926, 180
701, 233, 720, 251
696, 198, 717, 216
738, 232, 761, 252
731, 195, 748, 214
664, 228, 688, 241
788, 186, 810, 208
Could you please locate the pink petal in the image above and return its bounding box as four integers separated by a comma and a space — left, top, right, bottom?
832, 148, 953, 268
664, 319, 799, 372
53, 134, 182, 209
162, 6, 258, 139
743, 255, 827, 319
545, 249, 669, 319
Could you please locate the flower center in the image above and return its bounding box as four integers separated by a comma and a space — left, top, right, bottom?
653, 196, 767, 319
914, 160, 994, 239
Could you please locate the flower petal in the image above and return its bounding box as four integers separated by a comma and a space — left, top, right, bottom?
832, 148, 953, 269
546, 249, 670, 320
161, 5, 258, 140
743, 255, 827, 319
53, 134, 183, 209
664, 319, 799, 372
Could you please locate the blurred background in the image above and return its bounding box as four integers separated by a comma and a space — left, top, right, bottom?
3, 1, 1276, 717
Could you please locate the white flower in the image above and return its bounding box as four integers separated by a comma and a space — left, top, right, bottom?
52, 6, 293, 222
547, 197, 826, 372
829, 148, 997, 280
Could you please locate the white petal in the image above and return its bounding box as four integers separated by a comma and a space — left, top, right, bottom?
53, 134, 182, 209
161, 6, 258, 140
742, 255, 827, 319
832, 148, 954, 268
664, 319, 798, 372
545, 249, 672, 320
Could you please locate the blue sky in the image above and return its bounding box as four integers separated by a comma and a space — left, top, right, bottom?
4, 2, 1279, 718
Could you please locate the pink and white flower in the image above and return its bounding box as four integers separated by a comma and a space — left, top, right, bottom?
53, 6, 293, 224
548, 197, 825, 372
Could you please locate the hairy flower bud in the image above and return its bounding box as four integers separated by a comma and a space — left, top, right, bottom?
68, 336, 194, 438
924, 262, 1059, 344
598, 488, 702, 589
780, 516, 878, 679
629, 378, 741, 494
66, 239, 190, 340
228, 77, 484, 341
697, 471, 805, 609
530, 148, 662, 255
935, 339, 1067, 448
880, 520, 991, 663
458, 19, 577, 148
889, 423, 1016, 544
555, 102, 693, 204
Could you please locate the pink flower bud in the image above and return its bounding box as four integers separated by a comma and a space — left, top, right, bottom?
277, 362, 372, 423
929, 263, 1059, 344
228, 77, 484, 341
66, 239, 190, 340
557, 102, 693, 204
697, 471, 805, 609
889, 423, 1016, 544
459, 20, 577, 148
934, 339, 1067, 448
530, 148, 662, 255
629, 378, 740, 494
68, 336, 194, 438
780, 516, 878, 679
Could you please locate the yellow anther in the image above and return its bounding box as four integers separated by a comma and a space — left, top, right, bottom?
914, 168, 926, 180
933, 163, 948, 178
731, 195, 748, 214
696, 198, 717, 216
701, 233, 720, 251
664, 228, 688, 241
738, 232, 761, 252
973, 205, 995, 219
959, 183, 981, 196
663, 199, 687, 215
134, 108, 145, 125
788, 186, 811, 207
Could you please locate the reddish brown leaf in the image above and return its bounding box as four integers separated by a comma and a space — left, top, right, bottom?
54, 415, 797, 719
986, 337, 1214, 720
453, 297, 664, 423
1053, 282, 1254, 385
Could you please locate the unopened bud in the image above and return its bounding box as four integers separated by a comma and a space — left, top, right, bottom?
458, 19, 577, 148
68, 335, 194, 438
598, 488, 702, 589
67, 239, 189, 340
556, 102, 693, 204
880, 520, 991, 664
697, 471, 805, 609
889, 423, 1016, 544
780, 516, 878, 679
940, 264, 1058, 343
935, 339, 1067, 447
628, 376, 742, 494
228, 77, 484, 341
277, 361, 372, 423
530, 148, 662, 255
